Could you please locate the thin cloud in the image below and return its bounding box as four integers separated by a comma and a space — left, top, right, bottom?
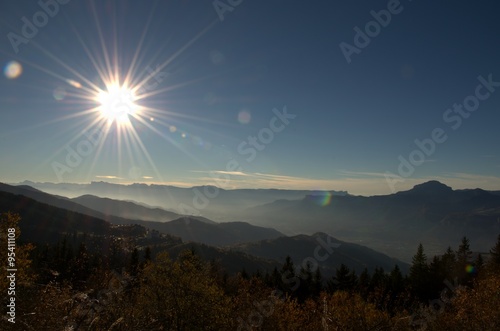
95, 175, 123, 179
208, 171, 252, 177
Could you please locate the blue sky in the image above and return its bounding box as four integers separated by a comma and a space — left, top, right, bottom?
0, 0, 499, 195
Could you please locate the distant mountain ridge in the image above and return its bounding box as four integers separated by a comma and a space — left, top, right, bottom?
5, 180, 500, 263
70, 194, 284, 245
244, 181, 500, 261
0, 183, 407, 277
15, 180, 349, 222
0, 183, 285, 246
0, 189, 280, 275
71, 194, 185, 222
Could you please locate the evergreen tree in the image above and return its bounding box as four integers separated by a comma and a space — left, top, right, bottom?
428, 255, 445, 298
456, 236, 473, 285
297, 262, 314, 302
357, 268, 371, 298
409, 243, 430, 301
489, 234, 500, 269
473, 253, 484, 275
370, 267, 386, 291
311, 267, 323, 297
441, 246, 456, 280
389, 265, 404, 294
268, 266, 282, 289
328, 264, 357, 292
280, 255, 299, 293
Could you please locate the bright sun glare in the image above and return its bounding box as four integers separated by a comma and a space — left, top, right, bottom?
97, 85, 138, 124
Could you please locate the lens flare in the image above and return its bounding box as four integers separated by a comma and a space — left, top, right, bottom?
310, 191, 333, 207
53, 87, 67, 101
4, 61, 23, 79
238, 110, 251, 124
465, 264, 476, 274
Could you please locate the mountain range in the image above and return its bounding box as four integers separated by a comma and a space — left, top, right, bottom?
0, 182, 408, 276
18, 179, 497, 261
244, 181, 500, 260
4, 180, 500, 263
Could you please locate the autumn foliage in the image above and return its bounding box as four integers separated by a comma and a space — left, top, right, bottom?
1, 212, 500, 330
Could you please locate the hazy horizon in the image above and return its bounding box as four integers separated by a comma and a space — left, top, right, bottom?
1, 1, 500, 196
7, 177, 500, 198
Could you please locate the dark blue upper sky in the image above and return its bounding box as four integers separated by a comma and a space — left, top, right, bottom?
1, 0, 499, 195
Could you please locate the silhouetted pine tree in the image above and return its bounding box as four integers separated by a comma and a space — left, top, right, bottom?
297, 262, 314, 302
370, 267, 386, 292
328, 264, 357, 292
311, 267, 323, 297
357, 268, 371, 298
474, 253, 484, 274
280, 256, 299, 294
409, 243, 430, 301
489, 234, 500, 269
455, 236, 473, 285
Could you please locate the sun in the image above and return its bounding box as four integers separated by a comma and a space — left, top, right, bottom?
97, 84, 138, 124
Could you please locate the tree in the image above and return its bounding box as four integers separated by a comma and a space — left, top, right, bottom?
474, 253, 484, 274
357, 268, 371, 298
297, 262, 314, 302
455, 236, 473, 285
311, 267, 323, 298
441, 246, 456, 279
428, 272, 500, 330
328, 264, 357, 292
280, 255, 299, 294
409, 243, 430, 300
266, 266, 283, 293
388, 265, 404, 294
0, 212, 34, 288
138, 251, 231, 329
489, 234, 500, 269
